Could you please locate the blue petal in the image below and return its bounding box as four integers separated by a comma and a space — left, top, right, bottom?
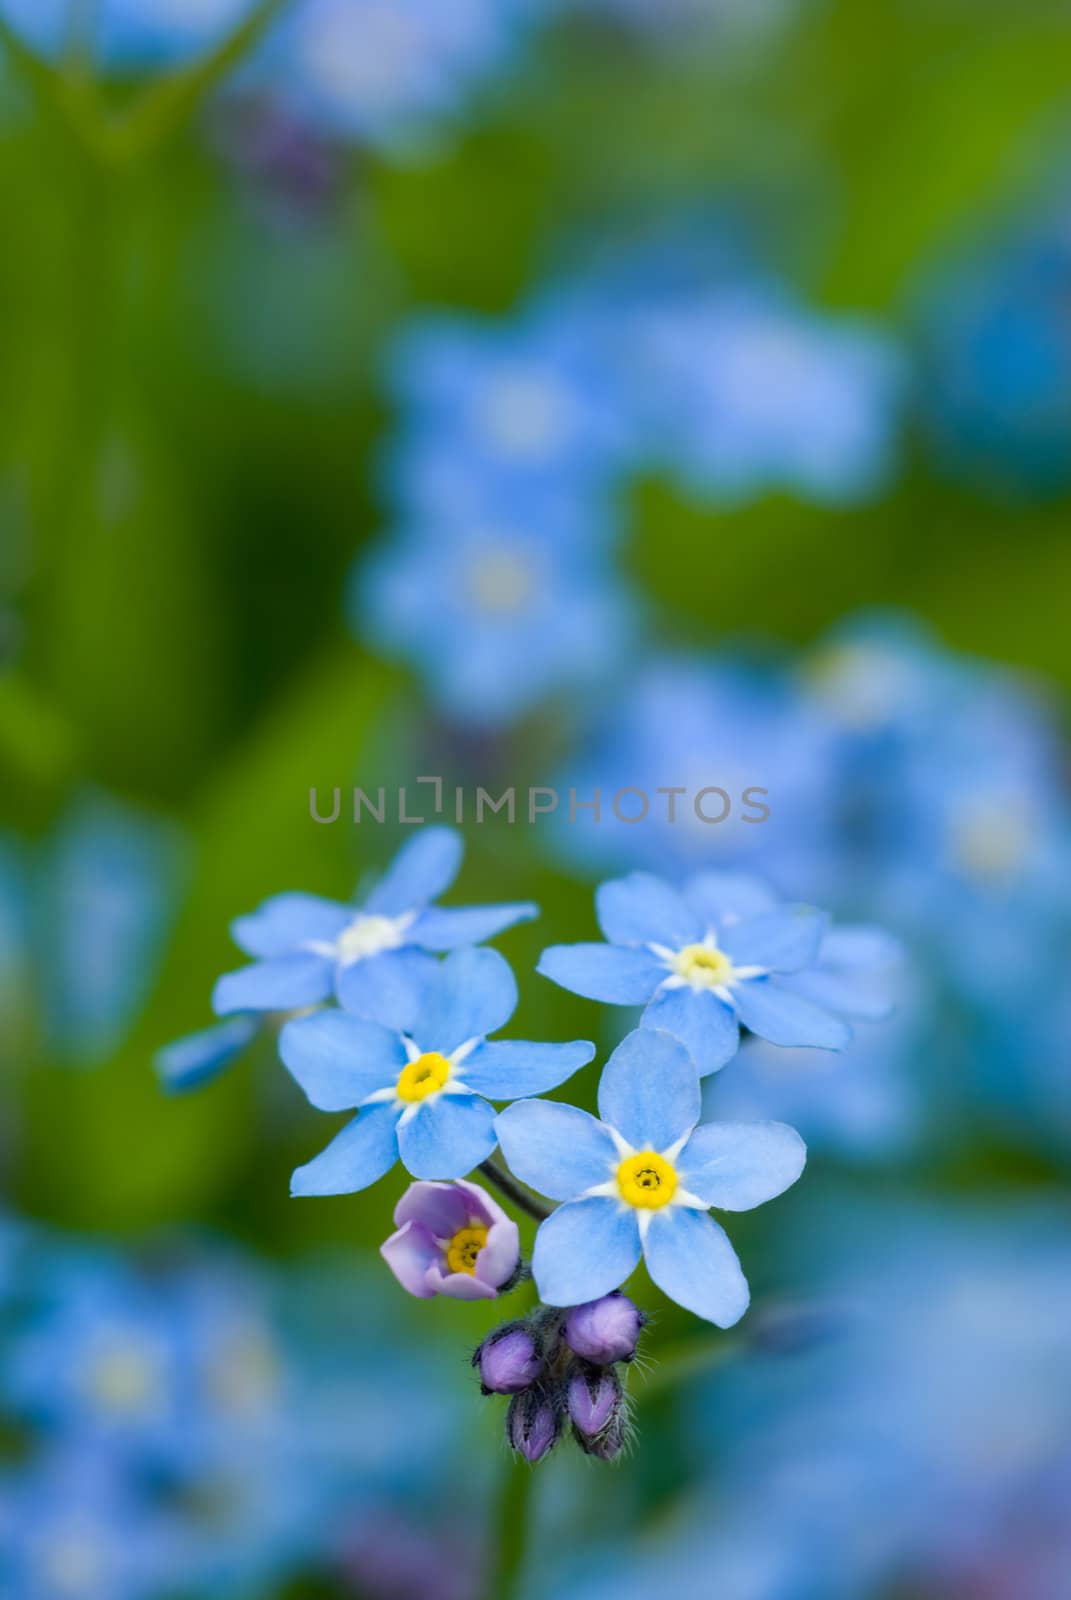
230, 892, 351, 958
291, 1103, 401, 1196
155, 1016, 258, 1093
532, 1198, 642, 1306
364, 826, 463, 915
461, 1039, 595, 1100
677, 1121, 807, 1210
279, 1012, 405, 1110
409, 901, 538, 950
335, 948, 440, 1027
641, 986, 740, 1078
595, 873, 702, 949
396, 1093, 497, 1179
597, 1028, 701, 1150
212, 954, 333, 1015
413, 946, 517, 1054
683, 872, 776, 929
643, 1208, 749, 1327
537, 943, 665, 1004
495, 1100, 618, 1199
780, 925, 903, 1021
720, 907, 828, 974
731, 979, 853, 1049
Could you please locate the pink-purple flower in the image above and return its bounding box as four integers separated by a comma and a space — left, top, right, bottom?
381, 1179, 520, 1301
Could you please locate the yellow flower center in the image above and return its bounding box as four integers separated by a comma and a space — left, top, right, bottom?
445, 1224, 489, 1275
467, 551, 535, 614
616, 1151, 678, 1210
396, 1051, 450, 1103
674, 942, 733, 988
86, 1345, 159, 1415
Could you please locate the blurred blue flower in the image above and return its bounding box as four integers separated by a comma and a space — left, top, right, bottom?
707, 948, 928, 1162
632, 288, 905, 505
213, 825, 536, 1016
0, 1447, 182, 1600
253, 0, 536, 151
279, 946, 594, 1194
0, 0, 254, 66
496, 1027, 805, 1325
33, 792, 185, 1067
381, 306, 633, 521
539, 870, 859, 1076
547, 655, 841, 896
352, 517, 636, 727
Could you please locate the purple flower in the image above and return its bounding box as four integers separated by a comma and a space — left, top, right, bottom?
380, 1179, 519, 1301
475, 1325, 543, 1394
563, 1293, 644, 1365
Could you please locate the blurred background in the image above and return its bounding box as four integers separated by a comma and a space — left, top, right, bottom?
1, 1, 1071, 1596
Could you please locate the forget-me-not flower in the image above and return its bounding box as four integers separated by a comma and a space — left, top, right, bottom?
496, 1028, 805, 1326
213, 826, 535, 1016
279, 946, 594, 1194
539, 870, 854, 1076
352, 516, 634, 727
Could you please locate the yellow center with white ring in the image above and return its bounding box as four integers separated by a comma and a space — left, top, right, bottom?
672, 942, 734, 989
396, 1050, 451, 1103
616, 1150, 678, 1209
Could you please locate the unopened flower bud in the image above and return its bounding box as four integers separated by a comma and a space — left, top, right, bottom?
506, 1388, 560, 1463
577, 1409, 629, 1461
564, 1293, 643, 1365
567, 1366, 622, 1439
474, 1323, 542, 1395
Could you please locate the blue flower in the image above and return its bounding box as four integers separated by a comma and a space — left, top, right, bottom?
213, 826, 536, 1016
634, 288, 905, 506
254, 0, 535, 151
539, 870, 855, 1076
381, 306, 632, 522
495, 1028, 805, 1326
351, 514, 635, 728
279, 946, 594, 1194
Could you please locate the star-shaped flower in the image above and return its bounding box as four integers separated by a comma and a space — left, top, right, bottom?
280, 947, 594, 1194
213, 826, 535, 1017
538, 870, 854, 1076
495, 1029, 805, 1327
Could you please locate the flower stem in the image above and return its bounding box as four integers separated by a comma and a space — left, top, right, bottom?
478, 1159, 551, 1223
487, 1450, 535, 1600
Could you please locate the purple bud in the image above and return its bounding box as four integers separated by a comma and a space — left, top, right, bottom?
475, 1324, 542, 1395
564, 1293, 643, 1365
506, 1389, 560, 1463
567, 1367, 622, 1438
578, 1410, 629, 1461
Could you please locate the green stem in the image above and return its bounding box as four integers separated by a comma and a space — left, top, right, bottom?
478, 1158, 551, 1224
487, 1452, 535, 1600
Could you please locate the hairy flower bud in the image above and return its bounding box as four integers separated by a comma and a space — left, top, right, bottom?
506, 1387, 560, 1463
567, 1365, 622, 1439
563, 1293, 644, 1365
474, 1323, 543, 1395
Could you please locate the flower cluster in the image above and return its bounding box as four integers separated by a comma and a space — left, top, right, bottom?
0, 1222, 468, 1600
350, 241, 903, 727
475, 1292, 644, 1462
160, 824, 895, 1463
